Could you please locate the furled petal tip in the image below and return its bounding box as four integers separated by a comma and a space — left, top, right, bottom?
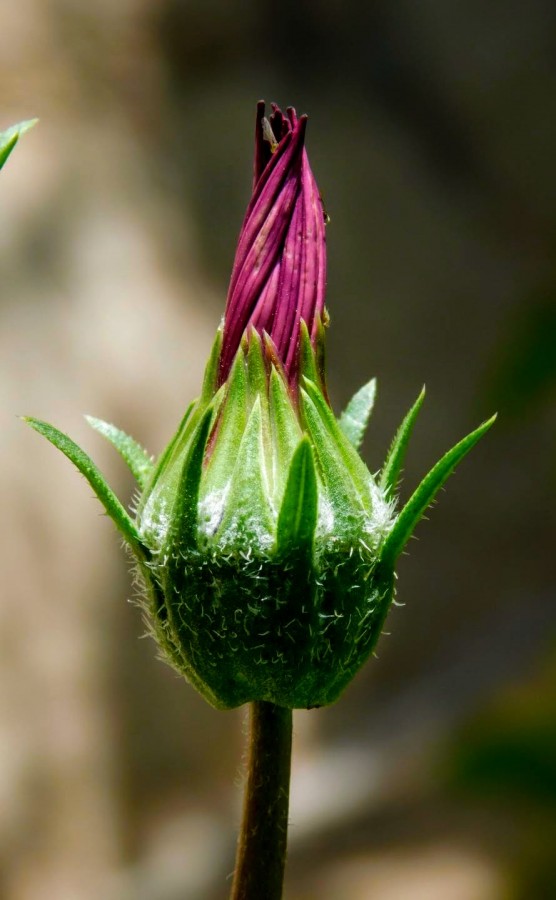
219, 101, 327, 388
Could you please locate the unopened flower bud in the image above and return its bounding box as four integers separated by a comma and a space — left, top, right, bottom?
26, 102, 495, 710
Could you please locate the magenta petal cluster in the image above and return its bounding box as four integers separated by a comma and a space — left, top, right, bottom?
218, 101, 327, 386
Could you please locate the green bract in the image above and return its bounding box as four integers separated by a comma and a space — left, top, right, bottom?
25, 323, 495, 709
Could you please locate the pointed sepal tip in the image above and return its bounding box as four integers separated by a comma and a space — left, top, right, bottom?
380, 413, 497, 566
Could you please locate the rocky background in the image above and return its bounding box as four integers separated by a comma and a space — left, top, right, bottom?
1, 2, 555, 898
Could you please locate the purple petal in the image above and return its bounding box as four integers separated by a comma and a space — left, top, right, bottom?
219, 103, 327, 387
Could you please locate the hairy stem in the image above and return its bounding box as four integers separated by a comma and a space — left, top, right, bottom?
231, 701, 293, 900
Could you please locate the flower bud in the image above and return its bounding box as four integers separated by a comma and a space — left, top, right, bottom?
134, 103, 397, 708
26, 102, 495, 710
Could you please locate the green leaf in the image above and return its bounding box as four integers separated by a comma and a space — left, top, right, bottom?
85, 416, 153, 490
338, 378, 377, 450
380, 414, 497, 566
164, 406, 213, 556
0, 119, 37, 170
379, 386, 425, 499
23, 417, 146, 556
276, 436, 318, 555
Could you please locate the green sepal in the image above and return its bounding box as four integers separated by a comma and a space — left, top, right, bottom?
269, 366, 302, 496
156, 383, 227, 493
143, 400, 196, 498
246, 332, 273, 479
245, 330, 268, 400
137, 388, 225, 546
300, 385, 368, 526
23, 417, 146, 557
199, 326, 223, 407
380, 414, 497, 566
85, 416, 153, 490
276, 436, 318, 557
379, 386, 426, 499
0, 119, 37, 170
299, 320, 321, 388
338, 378, 377, 450
302, 378, 375, 507
313, 314, 328, 389
217, 396, 273, 540
163, 406, 213, 557
203, 349, 248, 494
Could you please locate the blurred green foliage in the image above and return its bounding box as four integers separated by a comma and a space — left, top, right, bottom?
446, 652, 556, 898
482, 283, 556, 420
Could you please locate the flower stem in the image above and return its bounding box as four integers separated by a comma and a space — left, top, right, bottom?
231, 701, 293, 900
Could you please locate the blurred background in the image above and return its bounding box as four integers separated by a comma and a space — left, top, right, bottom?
1, 2, 555, 898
